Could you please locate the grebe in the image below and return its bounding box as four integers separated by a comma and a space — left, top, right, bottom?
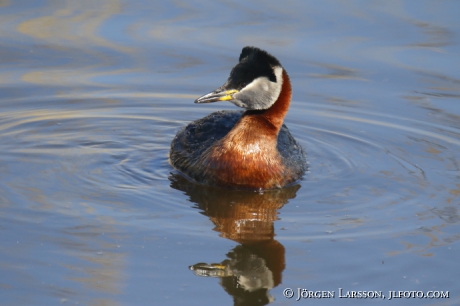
170, 46, 307, 189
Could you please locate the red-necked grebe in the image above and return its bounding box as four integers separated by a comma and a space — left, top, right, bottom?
170, 46, 307, 189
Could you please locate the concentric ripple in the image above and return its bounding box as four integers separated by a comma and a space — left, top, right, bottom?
1, 94, 459, 241
271, 101, 460, 241
0, 94, 190, 216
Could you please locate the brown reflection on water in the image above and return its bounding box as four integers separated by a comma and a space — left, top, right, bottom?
62, 225, 125, 292
9, 0, 134, 87
408, 19, 455, 48
387, 205, 460, 258
170, 174, 300, 306
309, 62, 367, 81
17, 0, 130, 53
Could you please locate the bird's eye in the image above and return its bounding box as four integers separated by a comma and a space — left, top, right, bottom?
240, 82, 247, 89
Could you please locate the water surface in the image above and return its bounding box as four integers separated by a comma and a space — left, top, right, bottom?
1, 1, 459, 305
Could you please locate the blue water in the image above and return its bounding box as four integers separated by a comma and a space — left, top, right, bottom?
1, 1, 459, 305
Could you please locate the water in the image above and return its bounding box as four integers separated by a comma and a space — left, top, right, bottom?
1, 1, 459, 305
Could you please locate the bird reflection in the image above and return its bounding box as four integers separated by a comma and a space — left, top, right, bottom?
169, 173, 300, 306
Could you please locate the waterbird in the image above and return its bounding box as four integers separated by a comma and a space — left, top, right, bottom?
170, 46, 307, 189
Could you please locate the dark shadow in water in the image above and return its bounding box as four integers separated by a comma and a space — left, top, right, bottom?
169, 173, 300, 306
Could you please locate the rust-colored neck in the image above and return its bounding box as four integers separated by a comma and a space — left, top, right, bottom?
258, 69, 292, 132
201, 69, 293, 189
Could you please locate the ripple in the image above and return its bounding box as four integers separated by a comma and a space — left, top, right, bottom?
274, 101, 460, 240
1, 95, 459, 241
0, 101, 175, 199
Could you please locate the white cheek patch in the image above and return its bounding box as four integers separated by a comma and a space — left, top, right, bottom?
234, 66, 284, 110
